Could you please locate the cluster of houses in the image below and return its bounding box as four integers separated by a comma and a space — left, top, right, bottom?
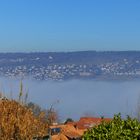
2, 60, 140, 81
34, 117, 111, 140
2, 52, 140, 81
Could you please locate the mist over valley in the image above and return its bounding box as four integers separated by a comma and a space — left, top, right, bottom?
1, 77, 140, 120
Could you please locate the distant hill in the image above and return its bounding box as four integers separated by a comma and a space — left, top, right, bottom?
0, 51, 140, 80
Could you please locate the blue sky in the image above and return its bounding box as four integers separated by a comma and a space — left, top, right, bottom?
0, 0, 140, 52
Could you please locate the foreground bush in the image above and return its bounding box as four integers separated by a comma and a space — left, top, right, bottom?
0, 99, 48, 140
83, 114, 140, 140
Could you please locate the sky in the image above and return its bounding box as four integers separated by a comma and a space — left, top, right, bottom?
0, 0, 140, 52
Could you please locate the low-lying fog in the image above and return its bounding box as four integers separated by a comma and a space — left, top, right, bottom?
0, 77, 140, 121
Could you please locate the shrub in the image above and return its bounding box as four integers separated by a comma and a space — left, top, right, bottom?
0, 99, 48, 140
83, 114, 140, 140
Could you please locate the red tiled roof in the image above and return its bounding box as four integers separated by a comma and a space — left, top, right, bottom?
62, 124, 84, 138
50, 117, 111, 138
52, 133, 68, 140
76, 117, 111, 130
50, 124, 84, 139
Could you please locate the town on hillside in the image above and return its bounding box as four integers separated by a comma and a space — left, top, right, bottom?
0, 51, 140, 81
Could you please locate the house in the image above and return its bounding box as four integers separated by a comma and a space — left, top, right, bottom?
33, 117, 111, 140
50, 124, 84, 140
73, 117, 111, 130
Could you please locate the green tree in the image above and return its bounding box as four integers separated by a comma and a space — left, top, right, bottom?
64, 118, 74, 124
83, 114, 140, 140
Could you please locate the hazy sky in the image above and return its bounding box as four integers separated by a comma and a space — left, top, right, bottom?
0, 0, 140, 52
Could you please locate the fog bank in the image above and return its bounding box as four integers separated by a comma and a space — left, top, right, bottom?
0, 77, 140, 120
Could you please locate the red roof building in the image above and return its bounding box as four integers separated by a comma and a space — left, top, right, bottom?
76, 117, 111, 130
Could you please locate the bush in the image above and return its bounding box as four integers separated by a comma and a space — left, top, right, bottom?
0, 99, 48, 140
83, 114, 140, 140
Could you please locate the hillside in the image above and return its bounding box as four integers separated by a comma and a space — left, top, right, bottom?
0, 51, 140, 80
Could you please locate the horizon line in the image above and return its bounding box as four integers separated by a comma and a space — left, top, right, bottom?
0, 50, 140, 53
